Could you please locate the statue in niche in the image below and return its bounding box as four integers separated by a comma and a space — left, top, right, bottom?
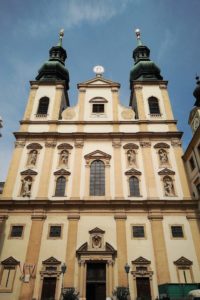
21, 177, 32, 197
158, 149, 168, 164
28, 150, 37, 165
127, 149, 136, 166
92, 235, 102, 249
60, 150, 69, 165
163, 176, 175, 196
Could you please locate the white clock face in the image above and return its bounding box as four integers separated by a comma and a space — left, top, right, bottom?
193, 117, 200, 131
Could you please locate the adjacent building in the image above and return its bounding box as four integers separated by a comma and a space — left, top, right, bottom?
0, 30, 199, 300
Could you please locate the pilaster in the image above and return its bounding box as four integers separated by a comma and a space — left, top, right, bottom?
112, 139, 124, 199
112, 88, 119, 132
187, 214, 200, 268
49, 84, 64, 131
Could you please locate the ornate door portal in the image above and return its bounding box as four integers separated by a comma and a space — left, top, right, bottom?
86, 262, 106, 300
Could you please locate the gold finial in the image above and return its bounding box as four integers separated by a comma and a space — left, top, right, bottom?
58, 29, 64, 47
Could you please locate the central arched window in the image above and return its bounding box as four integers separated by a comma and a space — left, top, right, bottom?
55, 176, 66, 196
129, 176, 140, 197
90, 160, 105, 196
148, 97, 160, 115
37, 97, 49, 115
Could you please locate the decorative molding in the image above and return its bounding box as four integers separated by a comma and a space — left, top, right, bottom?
1, 256, 19, 266
45, 141, 57, 148
171, 139, 182, 147
123, 143, 139, 150
148, 214, 163, 221
84, 150, 111, 160
158, 168, 175, 175
67, 214, 80, 220
121, 109, 134, 120
76, 241, 117, 258
74, 139, 84, 148
31, 215, 46, 221
125, 168, 141, 176
62, 107, 76, 120
42, 256, 61, 265
140, 141, 151, 148
154, 143, 170, 149
0, 215, 8, 222
112, 139, 121, 148
132, 256, 151, 265
54, 169, 71, 176
20, 169, 38, 176
134, 84, 143, 90
15, 141, 25, 148
57, 143, 73, 150
114, 214, 127, 220
159, 84, 167, 89
27, 143, 43, 150
174, 256, 193, 266
89, 97, 108, 103
89, 227, 105, 234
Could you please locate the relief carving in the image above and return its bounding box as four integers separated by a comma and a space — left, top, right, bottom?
163, 176, 175, 197
121, 109, 134, 120
21, 177, 32, 197
27, 150, 38, 166
62, 107, 76, 120
15, 141, 25, 148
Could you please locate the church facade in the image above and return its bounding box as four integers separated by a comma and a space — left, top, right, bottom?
0, 30, 200, 300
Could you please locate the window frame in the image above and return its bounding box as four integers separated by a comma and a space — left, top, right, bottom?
131, 225, 146, 239
54, 176, 66, 197
8, 224, 25, 239
148, 97, 161, 116
36, 97, 49, 116
90, 160, 105, 196
170, 225, 185, 239
92, 104, 105, 114
48, 224, 63, 239
129, 176, 140, 197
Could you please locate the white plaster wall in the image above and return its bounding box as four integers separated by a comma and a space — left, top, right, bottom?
31, 86, 56, 120
142, 85, 167, 120
84, 124, 113, 133
84, 88, 113, 121
148, 124, 169, 132
12, 141, 45, 200
33, 215, 68, 300
163, 216, 200, 283
119, 124, 140, 133
0, 216, 32, 300
28, 125, 49, 132
126, 216, 159, 298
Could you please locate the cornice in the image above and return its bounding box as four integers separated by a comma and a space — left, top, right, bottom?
0, 199, 197, 213
20, 120, 178, 125
14, 131, 183, 140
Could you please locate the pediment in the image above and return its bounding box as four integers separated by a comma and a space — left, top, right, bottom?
123, 143, 139, 150
57, 143, 73, 150
132, 256, 151, 265
89, 227, 105, 234
42, 256, 61, 265
154, 143, 170, 149
125, 168, 141, 176
84, 150, 111, 160
27, 143, 43, 150
21, 169, 38, 176
78, 77, 120, 88
54, 169, 71, 176
1, 256, 19, 266
174, 256, 193, 266
158, 168, 175, 175
76, 242, 116, 257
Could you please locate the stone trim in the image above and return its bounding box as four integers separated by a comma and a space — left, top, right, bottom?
57, 143, 73, 150
158, 168, 175, 175
1, 256, 19, 266
174, 256, 193, 266
123, 143, 139, 149
20, 169, 38, 176
125, 168, 142, 176
84, 150, 111, 160
27, 143, 43, 150
54, 169, 71, 176
154, 142, 170, 149
42, 256, 61, 265
132, 256, 151, 265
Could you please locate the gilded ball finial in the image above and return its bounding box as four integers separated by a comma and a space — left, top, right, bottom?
60, 29, 64, 38
135, 28, 142, 46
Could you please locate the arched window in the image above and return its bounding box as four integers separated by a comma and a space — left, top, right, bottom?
90, 160, 105, 196
55, 176, 66, 196
148, 97, 160, 115
129, 176, 140, 196
37, 97, 49, 115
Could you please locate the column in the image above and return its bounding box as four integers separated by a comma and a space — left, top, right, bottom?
49, 84, 64, 131
19, 215, 46, 300
36, 140, 56, 199
2, 141, 25, 200
0, 215, 8, 246
134, 85, 148, 131
79, 260, 86, 300
140, 140, 158, 199
112, 88, 119, 132
107, 260, 113, 297
187, 214, 200, 268
148, 214, 170, 284
64, 214, 80, 287
160, 84, 175, 120
105, 163, 111, 199
70, 139, 84, 200
171, 139, 191, 199
115, 215, 128, 286
112, 139, 124, 200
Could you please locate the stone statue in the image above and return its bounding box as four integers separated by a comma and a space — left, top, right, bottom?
21, 177, 32, 197
127, 149, 136, 166
163, 176, 174, 196
28, 150, 37, 165
60, 150, 69, 165
92, 235, 102, 249
158, 149, 168, 163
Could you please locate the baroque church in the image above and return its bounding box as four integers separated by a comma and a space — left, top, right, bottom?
0, 29, 200, 300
